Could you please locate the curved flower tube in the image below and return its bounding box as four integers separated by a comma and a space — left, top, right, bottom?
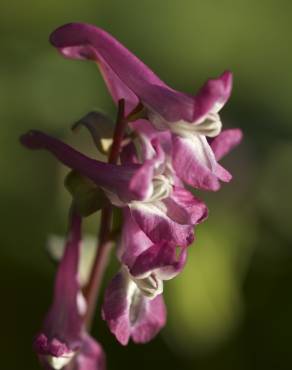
50, 23, 231, 125
50, 23, 237, 190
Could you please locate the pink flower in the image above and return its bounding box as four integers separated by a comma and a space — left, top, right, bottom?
21, 21, 244, 369
102, 268, 167, 346
33, 211, 105, 370
102, 207, 188, 345
50, 23, 242, 191
21, 130, 207, 247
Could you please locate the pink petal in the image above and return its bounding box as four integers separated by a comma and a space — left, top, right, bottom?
129, 201, 194, 247
172, 134, 221, 191
215, 164, 232, 182
193, 71, 233, 123
131, 293, 166, 344
118, 209, 153, 268
102, 271, 166, 345
210, 128, 243, 161
130, 241, 187, 280
129, 138, 165, 200
163, 186, 208, 225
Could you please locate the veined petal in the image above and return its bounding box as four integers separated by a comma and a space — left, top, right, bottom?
130, 293, 166, 344
102, 270, 166, 345
210, 128, 243, 161
193, 71, 233, 123
130, 241, 187, 281
129, 201, 194, 247
101, 271, 132, 345
172, 133, 221, 191
163, 186, 208, 225
119, 210, 187, 282
118, 208, 152, 268
50, 23, 195, 122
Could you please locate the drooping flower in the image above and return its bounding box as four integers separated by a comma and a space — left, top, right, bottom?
21, 130, 207, 247
21, 20, 244, 370
49, 22, 240, 190
102, 268, 166, 346
102, 210, 187, 345
33, 210, 105, 370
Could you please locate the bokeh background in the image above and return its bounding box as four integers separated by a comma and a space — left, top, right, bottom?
1, 0, 292, 369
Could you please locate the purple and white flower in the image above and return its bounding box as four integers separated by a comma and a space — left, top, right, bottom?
50, 23, 240, 191
33, 211, 105, 370
102, 210, 187, 345
21, 21, 243, 370
21, 130, 207, 248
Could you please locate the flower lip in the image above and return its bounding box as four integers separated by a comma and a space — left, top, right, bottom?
102, 269, 166, 345
192, 70, 233, 122
132, 273, 163, 299
165, 113, 222, 138
45, 353, 75, 370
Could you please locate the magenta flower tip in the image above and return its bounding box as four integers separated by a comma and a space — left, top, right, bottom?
34, 334, 70, 357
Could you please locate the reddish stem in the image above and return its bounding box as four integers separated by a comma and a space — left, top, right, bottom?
83, 100, 144, 329
83, 99, 127, 329
108, 99, 127, 163
84, 204, 112, 329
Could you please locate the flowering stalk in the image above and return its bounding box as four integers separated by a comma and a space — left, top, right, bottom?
21, 22, 243, 370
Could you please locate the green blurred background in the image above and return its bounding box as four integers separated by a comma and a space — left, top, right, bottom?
1, 0, 292, 369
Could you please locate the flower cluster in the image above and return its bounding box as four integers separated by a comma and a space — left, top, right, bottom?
21, 23, 242, 370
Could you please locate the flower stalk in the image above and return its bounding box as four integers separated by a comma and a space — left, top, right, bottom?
84, 99, 127, 329
21, 22, 243, 370
83, 99, 145, 330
